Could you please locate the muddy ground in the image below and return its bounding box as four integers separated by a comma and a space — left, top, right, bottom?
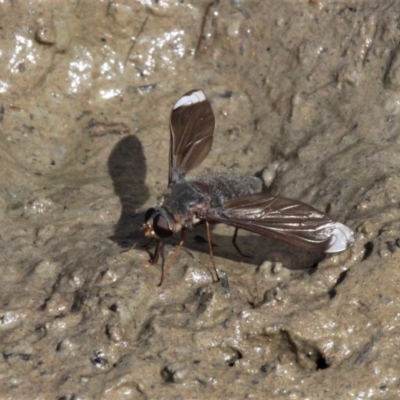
1, 0, 400, 399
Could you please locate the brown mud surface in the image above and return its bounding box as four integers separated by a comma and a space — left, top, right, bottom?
0, 1, 399, 398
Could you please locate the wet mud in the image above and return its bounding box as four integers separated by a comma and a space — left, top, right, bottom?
0, 1, 400, 398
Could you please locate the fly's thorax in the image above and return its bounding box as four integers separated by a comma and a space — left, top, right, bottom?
155, 194, 165, 208
160, 179, 211, 228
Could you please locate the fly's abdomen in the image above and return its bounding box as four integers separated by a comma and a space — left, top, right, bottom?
197, 174, 263, 208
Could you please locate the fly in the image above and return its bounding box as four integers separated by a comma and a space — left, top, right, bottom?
142, 89, 355, 285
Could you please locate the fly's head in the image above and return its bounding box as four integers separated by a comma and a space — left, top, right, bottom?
143, 207, 180, 240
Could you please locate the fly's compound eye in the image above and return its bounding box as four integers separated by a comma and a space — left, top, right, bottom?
153, 214, 174, 238
144, 208, 156, 223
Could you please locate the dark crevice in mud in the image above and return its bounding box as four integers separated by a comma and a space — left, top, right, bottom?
328, 270, 348, 299
71, 290, 86, 312
278, 330, 331, 371
260, 363, 269, 373
255, 283, 285, 308
385, 239, 400, 254
226, 348, 243, 367
195, 286, 214, 316
105, 324, 112, 341
353, 333, 383, 365
57, 394, 76, 400
260, 362, 275, 374
38, 272, 64, 311
90, 350, 109, 368
362, 242, 374, 260
315, 351, 329, 370
3, 352, 32, 362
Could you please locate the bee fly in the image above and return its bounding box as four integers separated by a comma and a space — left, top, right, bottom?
143, 89, 355, 285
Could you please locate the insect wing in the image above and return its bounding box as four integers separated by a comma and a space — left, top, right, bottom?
203, 194, 355, 253
169, 89, 215, 185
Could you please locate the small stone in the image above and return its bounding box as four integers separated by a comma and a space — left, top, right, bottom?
271, 262, 283, 274
161, 363, 190, 383
262, 168, 275, 188
35, 19, 56, 45
258, 260, 273, 276
261, 161, 280, 187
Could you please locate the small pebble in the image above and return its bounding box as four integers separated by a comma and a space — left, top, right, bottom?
161, 363, 190, 383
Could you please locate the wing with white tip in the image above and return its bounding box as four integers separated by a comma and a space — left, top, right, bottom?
169, 89, 215, 185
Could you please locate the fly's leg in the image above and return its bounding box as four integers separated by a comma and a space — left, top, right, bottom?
121, 237, 152, 255
205, 221, 220, 282
120, 242, 137, 253
158, 229, 186, 287
149, 240, 163, 264
232, 228, 252, 258
120, 227, 145, 253
195, 1, 215, 55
